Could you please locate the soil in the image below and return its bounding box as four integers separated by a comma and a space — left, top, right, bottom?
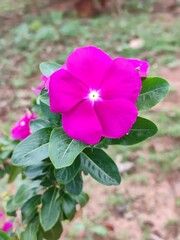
0, 4, 180, 240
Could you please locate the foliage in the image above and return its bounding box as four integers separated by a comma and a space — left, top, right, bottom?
0, 59, 170, 239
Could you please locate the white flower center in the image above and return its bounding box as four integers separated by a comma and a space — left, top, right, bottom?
88, 90, 100, 102
20, 121, 26, 126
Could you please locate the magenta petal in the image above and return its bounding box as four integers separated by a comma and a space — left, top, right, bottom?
66, 46, 112, 89
0, 212, 4, 218
11, 112, 37, 140
41, 74, 49, 90
101, 58, 141, 103
32, 81, 45, 95
95, 99, 138, 138
49, 69, 89, 113
2, 221, 13, 232
127, 58, 149, 77
62, 100, 102, 145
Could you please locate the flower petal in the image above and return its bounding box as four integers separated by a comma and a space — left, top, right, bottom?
11, 112, 37, 140
2, 221, 13, 232
95, 99, 138, 138
66, 46, 112, 89
62, 100, 102, 145
101, 58, 141, 103
49, 69, 89, 113
32, 81, 45, 95
41, 74, 50, 90
127, 58, 149, 77
0, 212, 4, 218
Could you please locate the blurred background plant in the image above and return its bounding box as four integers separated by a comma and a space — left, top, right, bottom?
0, 0, 180, 239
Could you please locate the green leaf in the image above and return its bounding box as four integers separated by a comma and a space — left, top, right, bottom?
73, 192, 89, 207
39, 92, 50, 106
66, 172, 83, 195
49, 127, 86, 169
20, 218, 39, 240
3, 163, 10, 174
54, 156, 80, 184
14, 185, 31, 205
24, 162, 50, 179
81, 148, 121, 186
12, 128, 52, 167
22, 195, 41, 224
0, 167, 6, 179
0, 150, 11, 162
0, 231, 11, 240
30, 118, 51, 133
6, 183, 40, 212
136, 76, 170, 111
8, 165, 22, 183
40, 187, 61, 231
40, 101, 61, 125
39, 62, 61, 77
99, 117, 158, 146
61, 193, 76, 220
42, 221, 63, 240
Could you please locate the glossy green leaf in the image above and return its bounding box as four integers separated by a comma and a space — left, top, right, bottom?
54, 156, 80, 184
73, 192, 89, 207
39, 62, 61, 77
40, 187, 61, 231
22, 195, 41, 224
0, 150, 12, 162
42, 221, 63, 240
12, 128, 52, 167
3, 163, 10, 174
98, 117, 158, 146
6, 183, 40, 212
0, 167, 5, 179
136, 76, 170, 111
61, 193, 76, 220
6, 197, 18, 215
8, 165, 22, 183
81, 148, 121, 186
30, 118, 51, 133
40, 101, 61, 125
20, 218, 39, 240
24, 162, 49, 179
0, 231, 11, 240
66, 172, 83, 195
49, 127, 86, 169
39, 92, 50, 106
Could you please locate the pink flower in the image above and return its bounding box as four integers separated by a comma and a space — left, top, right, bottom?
127, 58, 149, 77
49, 46, 142, 145
2, 221, 13, 232
0, 212, 4, 218
32, 74, 49, 95
11, 112, 37, 140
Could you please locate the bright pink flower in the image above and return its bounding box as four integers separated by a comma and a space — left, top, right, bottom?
127, 58, 149, 77
0, 212, 4, 218
2, 221, 13, 232
41, 74, 50, 90
11, 112, 37, 140
49, 46, 142, 145
32, 74, 49, 95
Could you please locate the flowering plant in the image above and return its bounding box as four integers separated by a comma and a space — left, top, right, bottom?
0, 46, 169, 239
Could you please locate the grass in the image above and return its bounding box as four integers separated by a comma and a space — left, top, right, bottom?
1, 8, 180, 143
1, 10, 180, 89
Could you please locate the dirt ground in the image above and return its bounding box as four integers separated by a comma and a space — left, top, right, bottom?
0, 67, 179, 239
0, 1, 180, 239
